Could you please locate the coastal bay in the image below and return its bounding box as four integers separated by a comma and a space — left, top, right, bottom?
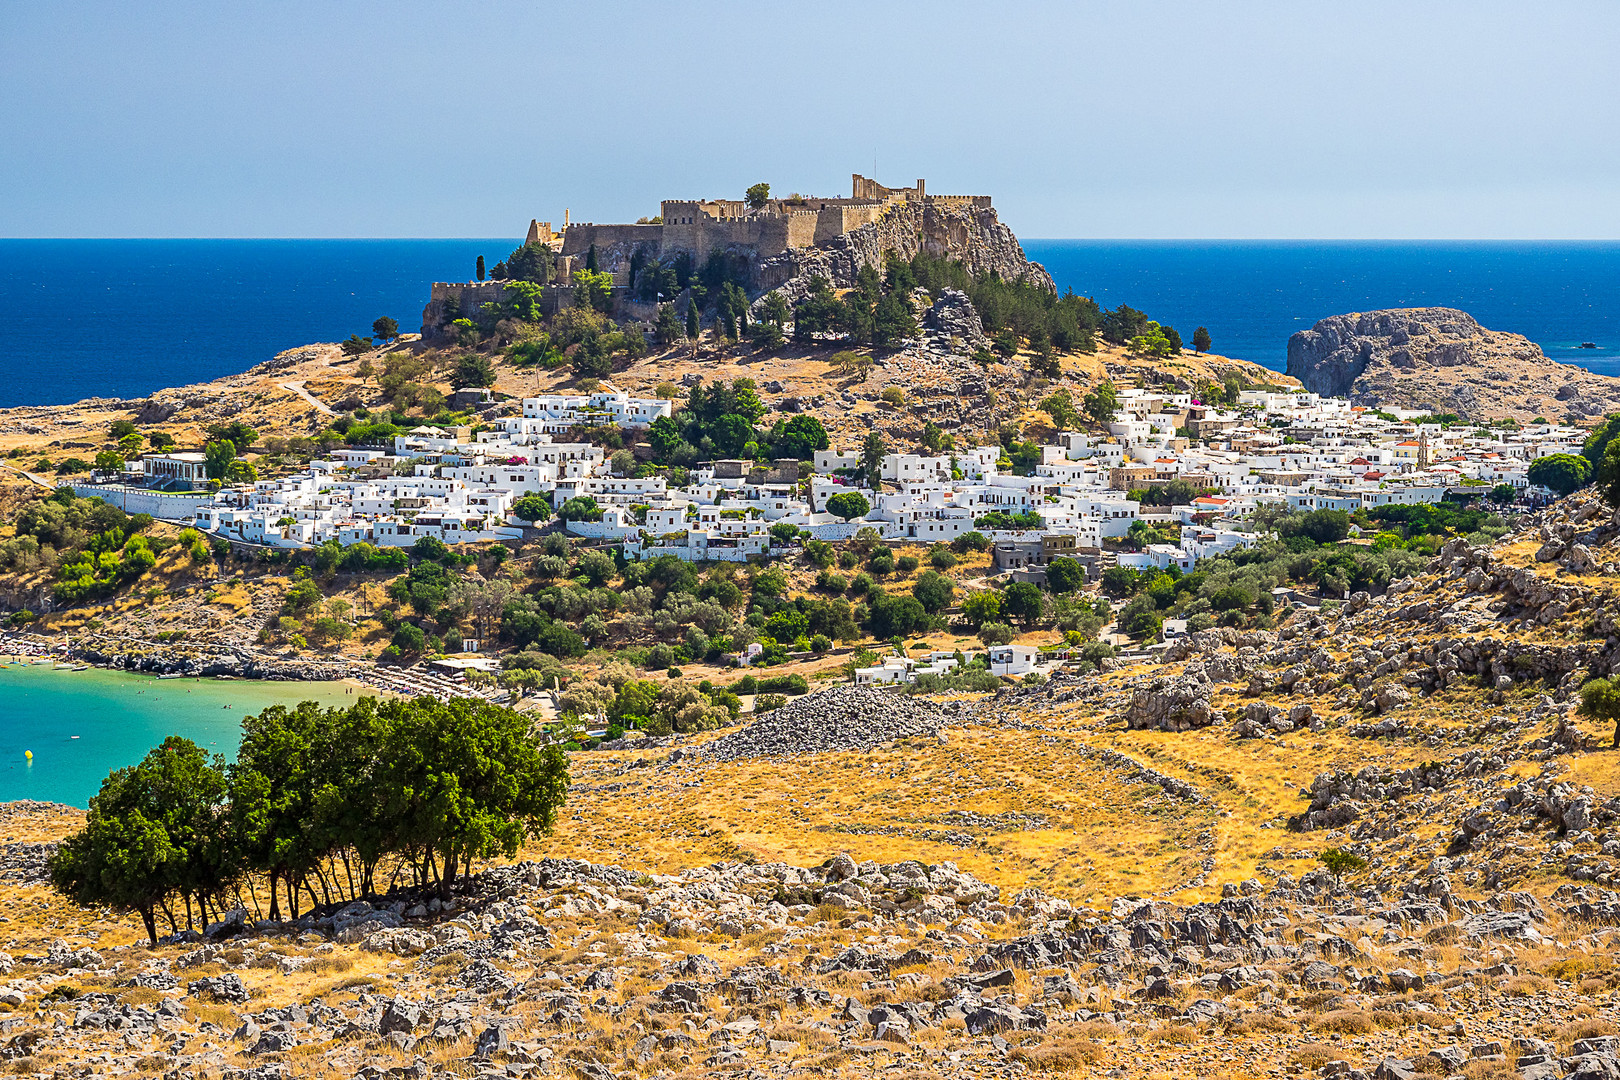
0, 663, 366, 806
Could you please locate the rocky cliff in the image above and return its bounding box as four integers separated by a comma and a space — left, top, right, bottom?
756, 200, 1054, 309
1286, 307, 1620, 420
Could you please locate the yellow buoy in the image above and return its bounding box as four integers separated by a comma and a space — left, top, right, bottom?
24, 750, 32, 759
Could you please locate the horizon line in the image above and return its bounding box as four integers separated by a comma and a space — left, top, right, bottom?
4, 236, 1620, 244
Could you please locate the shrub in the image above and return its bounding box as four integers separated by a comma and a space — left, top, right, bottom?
754, 693, 787, 713
951, 531, 990, 553
755, 673, 808, 695
978, 622, 1016, 646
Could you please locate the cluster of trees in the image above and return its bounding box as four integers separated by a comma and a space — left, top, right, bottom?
496, 541, 755, 664
50, 697, 569, 945
1528, 453, 1591, 497
490, 241, 556, 285
6, 489, 172, 602
1098, 509, 1436, 639
1360, 502, 1511, 551
974, 510, 1043, 530
904, 251, 1101, 357
1097, 304, 1179, 356
645, 378, 829, 464
483, 534, 977, 672
791, 265, 918, 350
555, 664, 746, 738
952, 573, 1110, 648
339, 318, 399, 359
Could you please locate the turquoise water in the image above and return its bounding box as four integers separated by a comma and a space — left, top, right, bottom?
0, 664, 367, 807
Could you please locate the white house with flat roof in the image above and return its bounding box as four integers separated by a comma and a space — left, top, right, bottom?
143, 452, 209, 484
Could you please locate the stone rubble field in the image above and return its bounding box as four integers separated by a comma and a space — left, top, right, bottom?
8, 845, 1620, 1080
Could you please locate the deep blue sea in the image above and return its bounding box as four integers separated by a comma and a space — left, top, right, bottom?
2, 239, 1620, 407
1024, 240, 1620, 375
0, 239, 499, 407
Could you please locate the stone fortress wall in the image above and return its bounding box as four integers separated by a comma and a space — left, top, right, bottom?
422, 174, 1024, 335
560, 174, 990, 273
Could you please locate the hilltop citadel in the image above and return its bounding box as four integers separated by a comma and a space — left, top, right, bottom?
423, 173, 1048, 332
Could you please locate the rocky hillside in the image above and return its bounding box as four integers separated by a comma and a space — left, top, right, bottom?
757, 200, 1055, 309
1285, 307, 1620, 421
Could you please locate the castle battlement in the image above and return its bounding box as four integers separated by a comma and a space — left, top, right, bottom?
551, 174, 987, 274
423, 172, 1045, 337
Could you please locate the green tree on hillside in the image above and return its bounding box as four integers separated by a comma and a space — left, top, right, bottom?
372, 316, 400, 343
452, 354, 497, 388
1040, 387, 1080, 430
857, 431, 888, 489
1527, 453, 1589, 496
773, 414, 829, 460
1583, 413, 1620, 469
872, 292, 917, 349
961, 590, 1002, 628
1192, 326, 1212, 354
911, 570, 954, 613
203, 440, 236, 480
654, 305, 682, 346
1579, 677, 1620, 748
825, 491, 870, 521
1046, 556, 1086, 594
685, 300, 700, 341
512, 493, 552, 522
1083, 379, 1120, 424
49, 736, 229, 945
341, 335, 373, 357
745, 182, 771, 210
493, 242, 552, 284
475, 255, 485, 281
1004, 581, 1045, 626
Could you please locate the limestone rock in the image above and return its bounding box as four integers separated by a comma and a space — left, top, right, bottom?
1286, 307, 1620, 420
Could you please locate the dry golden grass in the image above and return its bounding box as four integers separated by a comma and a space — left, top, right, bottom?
1142, 1023, 1199, 1045
1008, 1033, 1109, 1070
1290, 1043, 1346, 1069
1554, 1017, 1619, 1047
1311, 1008, 1376, 1035
1227, 1011, 1297, 1035
1505, 974, 1555, 996
535, 721, 1224, 902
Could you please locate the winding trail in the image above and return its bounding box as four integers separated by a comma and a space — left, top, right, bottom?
280, 380, 333, 415
0, 464, 54, 491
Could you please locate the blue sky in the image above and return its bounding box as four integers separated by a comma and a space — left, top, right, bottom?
3, 0, 1618, 239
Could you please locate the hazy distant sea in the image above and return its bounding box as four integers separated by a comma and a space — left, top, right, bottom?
2, 239, 1619, 408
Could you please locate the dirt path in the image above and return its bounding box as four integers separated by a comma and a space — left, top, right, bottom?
0, 463, 54, 491
280, 380, 333, 415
